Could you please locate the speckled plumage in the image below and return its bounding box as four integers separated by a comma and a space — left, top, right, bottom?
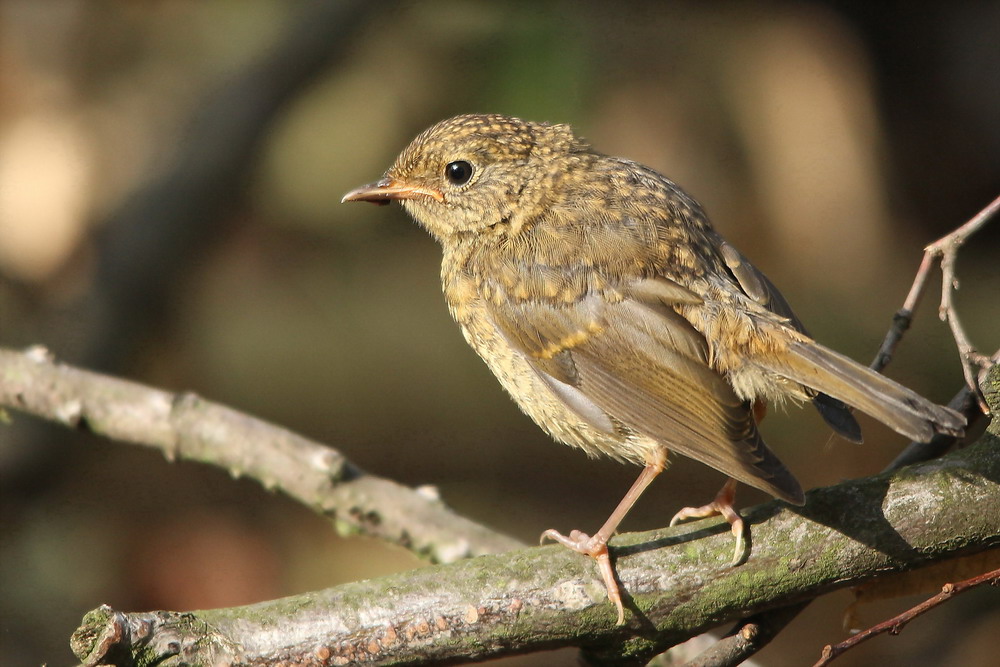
343, 114, 965, 621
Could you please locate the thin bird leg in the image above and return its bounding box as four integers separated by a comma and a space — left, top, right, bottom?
669, 478, 746, 565
668, 400, 761, 566
541, 460, 664, 625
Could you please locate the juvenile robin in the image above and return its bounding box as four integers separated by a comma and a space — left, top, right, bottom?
343, 114, 965, 624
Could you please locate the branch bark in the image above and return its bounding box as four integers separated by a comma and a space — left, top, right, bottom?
0, 346, 522, 563
68, 429, 1000, 665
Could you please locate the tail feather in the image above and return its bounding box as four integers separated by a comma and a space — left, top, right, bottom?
812, 393, 863, 443
759, 341, 965, 442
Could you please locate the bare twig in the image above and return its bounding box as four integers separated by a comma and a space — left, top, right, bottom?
680, 602, 811, 667
0, 345, 523, 562
933, 221, 997, 409
813, 567, 1000, 667
871, 196, 998, 404
870, 252, 933, 374
867, 197, 999, 476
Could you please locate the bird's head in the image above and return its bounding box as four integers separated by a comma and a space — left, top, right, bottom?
342, 114, 590, 242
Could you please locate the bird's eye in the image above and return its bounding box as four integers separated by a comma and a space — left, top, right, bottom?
444, 160, 474, 186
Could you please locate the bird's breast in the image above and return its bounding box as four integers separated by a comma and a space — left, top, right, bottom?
438, 269, 658, 465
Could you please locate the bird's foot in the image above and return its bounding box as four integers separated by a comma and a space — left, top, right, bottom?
668, 479, 747, 566
541, 529, 625, 625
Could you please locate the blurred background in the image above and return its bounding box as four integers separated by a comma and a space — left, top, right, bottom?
1, 1, 998, 665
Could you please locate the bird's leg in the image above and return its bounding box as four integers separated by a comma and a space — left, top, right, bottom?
541, 460, 663, 625
668, 478, 746, 565
668, 400, 764, 565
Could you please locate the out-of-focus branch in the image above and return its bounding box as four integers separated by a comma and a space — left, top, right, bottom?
0, 345, 523, 562
63, 0, 380, 371
70, 418, 1000, 666
6, 0, 383, 491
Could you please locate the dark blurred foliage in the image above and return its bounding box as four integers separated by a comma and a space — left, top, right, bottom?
0, 1, 997, 665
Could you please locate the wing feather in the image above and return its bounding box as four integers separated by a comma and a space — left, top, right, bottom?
488, 285, 804, 504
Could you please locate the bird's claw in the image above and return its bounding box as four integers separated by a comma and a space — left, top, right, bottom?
540, 528, 593, 550
669, 480, 748, 566
541, 528, 626, 625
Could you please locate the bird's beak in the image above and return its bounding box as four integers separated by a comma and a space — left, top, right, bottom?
341, 177, 444, 206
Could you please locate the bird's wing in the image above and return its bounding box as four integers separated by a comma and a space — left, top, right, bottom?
487, 275, 804, 503
716, 238, 862, 443
716, 239, 803, 328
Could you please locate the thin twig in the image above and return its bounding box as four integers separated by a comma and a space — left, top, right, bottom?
871, 195, 999, 405
41, 0, 380, 372
813, 567, 1000, 667
868, 200, 999, 470
870, 248, 936, 374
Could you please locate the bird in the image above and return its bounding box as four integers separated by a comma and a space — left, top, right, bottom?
342, 113, 966, 624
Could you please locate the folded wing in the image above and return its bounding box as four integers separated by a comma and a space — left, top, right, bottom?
487, 276, 805, 504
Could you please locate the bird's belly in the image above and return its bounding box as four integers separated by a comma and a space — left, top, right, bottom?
454, 305, 661, 467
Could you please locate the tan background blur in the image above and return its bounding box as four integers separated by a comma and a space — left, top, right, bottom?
1, 2, 998, 665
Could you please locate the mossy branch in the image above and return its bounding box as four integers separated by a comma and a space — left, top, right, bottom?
3, 349, 997, 666
69, 431, 999, 665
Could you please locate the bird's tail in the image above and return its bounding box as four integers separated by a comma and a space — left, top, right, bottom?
756, 340, 965, 442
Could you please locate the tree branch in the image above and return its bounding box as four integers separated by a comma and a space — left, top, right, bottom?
4, 355, 997, 665
67, 422, 1000, 665
0, 346, 523, 563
